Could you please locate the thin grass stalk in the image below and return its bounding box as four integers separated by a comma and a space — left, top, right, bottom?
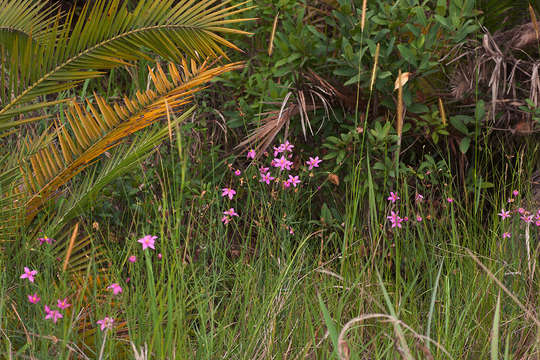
268, 12, 279, 56
395, 69, 403, 180
62, 222, 79, 271
360, 0, 367, 32
369, 43, 380, 93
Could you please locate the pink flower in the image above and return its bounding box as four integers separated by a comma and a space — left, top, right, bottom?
247, 149, 256, 159
521, 214, 533, 223
498, 209, 510, 219
512, 190, 519, 197
518, 207, 526, 215
287, 175, 301, 187
38, 236, 54, 245
44, 306, 63, 323
507, 198, 514, 203
415, 193, 424, 202
259, 166, 269, 174
97, 317, 114, 331
273, 145, 283, 156
107, 283, 122, 295
157, 253, 162, 259
387, 192, 400, 203
273, 156, 292, 171
306, 156, 322, 170
234, 169, 241, 176
57, 298, 71, 309
20, 267, 37, 283
283, 180, 291, 188
221, 188, 236, 200
502, 232, 511, 239
387, 211, 403, 228
137, 235, 157, 250
281, 141, 294, 152
288, 227, 294, 235
221, 216, 230, 224
28, 293, 40, 304
260, 172, 275, 185
447, 197, 454, 203
223, 208, 239, 217
128, 255, 137, 263
416, 215, 422, 222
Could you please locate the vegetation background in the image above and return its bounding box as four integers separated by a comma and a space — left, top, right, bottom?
0, 0, 539, 358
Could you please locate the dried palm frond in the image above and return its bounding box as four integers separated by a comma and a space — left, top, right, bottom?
446, 23, 540, 132
236, 68, 336, 156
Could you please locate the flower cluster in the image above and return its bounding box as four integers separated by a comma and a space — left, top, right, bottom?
497, 189, 540, 238
386, 191, 422, 229
220, 141, 322, 227
22, 234, 160, 331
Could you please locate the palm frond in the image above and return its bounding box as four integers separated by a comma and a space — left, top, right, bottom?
48, 107, 194, 235
23, 60, 243, 216
0, 0, 254, 127
0, 0, 59, 41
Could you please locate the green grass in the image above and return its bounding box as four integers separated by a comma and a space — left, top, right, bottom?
2, 130, 539, 359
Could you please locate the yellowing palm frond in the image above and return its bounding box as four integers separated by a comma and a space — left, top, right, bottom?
23, 60, 243, 216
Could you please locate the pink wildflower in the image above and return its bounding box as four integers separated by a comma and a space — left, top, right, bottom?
108, 283, 122, 295
259, 166, 269, 174
223, 208, 239, 217
247, 149, 256, 159
518, 207, 526, 215
20, 267, 37, 283
28, 293, 40, 304
521, 214, 533, 223
221, 216, 230, 225
260, 172, 275, 185
415, 193, 424, 202
38, 236, 54, 245
273, 145, 283, 156
281, 141, 294, 152
221, 187, 236, 200
283, 180, 291, 188
287, 175, 301, 187
128, 255, 137, 263
306, 156, 322, 170
512, 190, 519, 197
416, 215, 422, 222
502, 232, 511, 239
97, 317, 114, 331
44, 307, 63, 323
387, 192, 399, 203
447, 197, 454, 203
498, 209, 510, 219
234, 169, 241, 176
137, 235, 157, 250
273, 156, 292, 171
57, 298, 71, 309
387, 211, 403, 228
157, 253, 162, 259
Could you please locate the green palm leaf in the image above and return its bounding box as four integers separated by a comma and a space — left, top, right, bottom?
0, 0, 253, 127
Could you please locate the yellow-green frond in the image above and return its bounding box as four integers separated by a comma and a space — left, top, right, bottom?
23, 60, 243, 216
